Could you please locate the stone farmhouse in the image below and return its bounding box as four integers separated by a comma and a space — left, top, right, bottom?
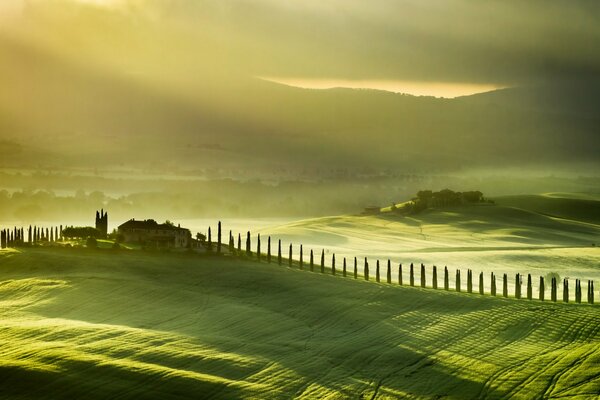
117, 219, 191, 248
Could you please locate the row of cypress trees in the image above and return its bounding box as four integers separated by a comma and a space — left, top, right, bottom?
1, 225, 65, 248
213, 224, 596, 306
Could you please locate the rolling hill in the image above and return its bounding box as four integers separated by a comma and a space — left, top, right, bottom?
0, 248, 598, 399
259, 195, 600, 293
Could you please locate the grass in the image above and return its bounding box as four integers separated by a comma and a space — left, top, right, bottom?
0, 247, 598, 399
260, 196, 600, 297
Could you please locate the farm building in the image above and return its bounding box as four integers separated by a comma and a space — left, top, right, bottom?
117, 219, 191, 248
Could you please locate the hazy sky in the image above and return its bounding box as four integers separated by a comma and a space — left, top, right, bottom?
3, 0, 599, 88
0, 0, 598, 172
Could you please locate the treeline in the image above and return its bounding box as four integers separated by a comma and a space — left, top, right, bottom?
390, 189, 491, 214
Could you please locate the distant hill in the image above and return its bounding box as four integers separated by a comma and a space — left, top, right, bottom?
1, 35, 599, 172
494, 194, 600, 225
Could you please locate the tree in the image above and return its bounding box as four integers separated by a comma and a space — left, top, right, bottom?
207, 227, 212, 252
217, 221, 222, 254
364, 257, 369, 281
375, 260, 380, 282
387, 260, 391, 284
399, 264, 403, 285
299, 245, 303, 270
62, 226, 101, 239
354, 257, 358, 279
278, 240, 282, 265
310, 249, 314, 271
86, 237, 98, 248
409, 263, 414, 286
257, 234, 261, 261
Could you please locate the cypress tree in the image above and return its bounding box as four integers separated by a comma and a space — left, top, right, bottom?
364, 257, 369, 281
479, 272, 484, 295
551, 277, 557, 302
238, 233, 242, 253
387, 260, 391, 284
491, 272, 496, 296
28, 226, 32, 243
50, 227, 54, 242
354, 257, 358, 279
503, 274, 508, 297
409, 263, 414, 286
60, 225, 63, 241
207, 227, 212, 252
310, 249, 314, 272
467, 269, 472, 293
257, 234, 261, 261
539, 276, 545, 301
229, 231, 234, 253
46, 228, 49, 241
398, 264, 403, 285
320, 250, 325, 273
55, 227, 58, 242
432, 266, 437, 289
444, 267, 449, 290
575, 279, 581, 304
420, 264, 426, 288
527, 274, 532, 300
515, 273, 521, 299
278, 240, 282, 265
288, 244, 292, 268
246, 232, 251, 257
375, 260, 380, 282
217, 221, 222, 254
589, 281, 594, 304
332, 254, 336, 275
299, 245, 303, 270
563, 279, 569, 303
343, 257, 347, 277
456, 270, 461, 292
267, 236, 271, 263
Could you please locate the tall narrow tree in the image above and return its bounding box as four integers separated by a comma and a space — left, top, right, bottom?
217, 221, 222, 254
387, 260, 391, 284
409, 263, 414, 286
354, 257, 358, 279
257, 234, 261, 261
299, 245, 303, 270
491, 272, 496, 296
527, 274, 532, 300
420, 264, 426, 288
456, 270, 461, 292
539, 276, 545, 301
563, 278, 569, 303
310, 249, 314, 272
343, 257, 347, 277
321, 250, 325, 273
375, 260, 380, 282
238, 233, 242, 253
515, 273, 521, 299
398, 264, 403, 285
288, 244, 292, 268
444, 267, 449, 290
551, 277, 557, 302
364, 257, 369, 281
208, 227, 212, 252
479, 272, 484, 295
432, 266, 438, 289
246, 231, 252, 257
278, 239, 282, 265
467, 269, 472, 293
267, 236, 271, 263
503, 274, 508, 297
332, 254, 336, 275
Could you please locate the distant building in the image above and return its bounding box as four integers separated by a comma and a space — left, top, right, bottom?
117, 219, 191, 248
95, 209, 108, 239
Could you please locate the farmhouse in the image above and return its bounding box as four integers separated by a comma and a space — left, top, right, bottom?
117, 219, 191, 248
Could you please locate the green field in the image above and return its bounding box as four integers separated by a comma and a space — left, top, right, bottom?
0, 248, 598, 399
259, 195, 600, 297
